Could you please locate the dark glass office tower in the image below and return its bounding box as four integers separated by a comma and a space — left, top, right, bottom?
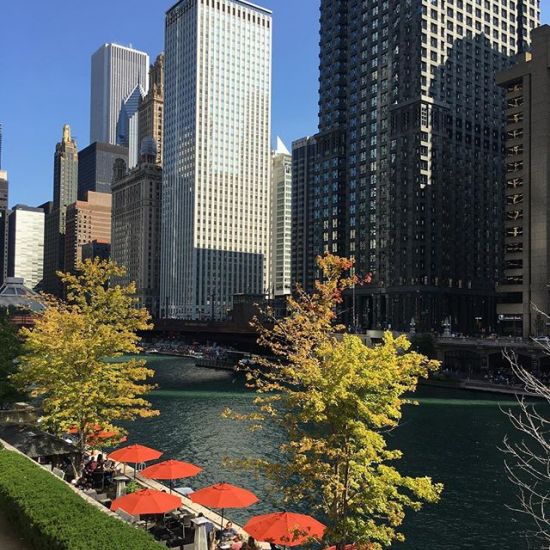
78, 142, 128, 200
303, 0, 540, 334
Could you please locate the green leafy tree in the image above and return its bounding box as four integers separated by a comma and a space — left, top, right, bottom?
13, 259, 159, 471
227, 254, 443, 549
0, 310, 25, 406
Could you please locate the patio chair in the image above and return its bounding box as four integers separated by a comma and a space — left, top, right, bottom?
52, 467, 66, 480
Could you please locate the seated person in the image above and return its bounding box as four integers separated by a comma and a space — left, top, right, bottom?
221, 522, 238, 540
231, 534, 243, 550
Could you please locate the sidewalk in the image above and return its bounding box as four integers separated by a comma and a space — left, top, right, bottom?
0, 510, 29, 550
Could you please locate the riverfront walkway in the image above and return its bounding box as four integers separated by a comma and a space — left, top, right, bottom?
0, 510, 29, 550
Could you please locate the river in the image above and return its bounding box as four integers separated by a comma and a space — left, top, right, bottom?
122, 354, 544, 549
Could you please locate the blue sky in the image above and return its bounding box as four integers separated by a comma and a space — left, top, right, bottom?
0, 1, 549, 208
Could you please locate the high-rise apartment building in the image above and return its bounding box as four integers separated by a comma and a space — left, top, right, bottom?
271, 138, 292, 297
496, 25, 550, 338
298, 0, 540, 333
112, 140, 162, 316
64, 191, 112, 274
291, 136, 317, 292
78, 142, 129, 200
0, 170, 9, 286
8, 205, 45, 290
160, 0, 272, 320
43, 125, 78, 296
138, 54, 164, 166
90, 43, 149, 146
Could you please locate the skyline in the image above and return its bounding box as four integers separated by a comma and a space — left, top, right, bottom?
0, 1, 549, 208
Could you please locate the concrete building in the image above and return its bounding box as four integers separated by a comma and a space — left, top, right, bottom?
0, 170, 8, 286
82, 240, 111, 262
271, 138, 292, 297
496, 25, 550, 337
112, 140, 162, 316
160, 0, 272, 320
7, 205, 44, 290
77, 142, 128, 200
291, 136, 317, 292
138, 53, 164, 166
296, 0, 540, 334
64, 191, 112, 274
43, 125, 78, 296
90, 43, 149, 146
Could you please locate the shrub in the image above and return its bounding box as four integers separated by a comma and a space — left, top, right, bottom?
0, 446, 161, 549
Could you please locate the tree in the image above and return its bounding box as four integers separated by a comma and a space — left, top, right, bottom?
0, 310, 25, 407
226, 254, 443, 549
502, 349, 550, 547
13, 259, 159, 472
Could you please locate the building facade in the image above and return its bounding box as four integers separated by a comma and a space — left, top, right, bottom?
271, 138, 292, 296
112, 142, 162, 316
117, 85, 145, 169
7, 205, 44, 289
90, 43, 149, 146
291, 136, 317, 292
43, 125, 78, 296
299, 0, 540, 334
78, 142, 129, 200
138, 53, 164, 166
160, 0, 272, 320
496, 25, 550, 338
64, 191, 112, 274
0, 170, 8, 286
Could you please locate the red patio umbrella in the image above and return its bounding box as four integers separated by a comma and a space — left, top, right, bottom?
243, 511, 326, 547
190, 482, 258, 527
141, 459, 203, 493
68, 425, 127, 444
108, 444, 163, 478
111, 488, 181, 516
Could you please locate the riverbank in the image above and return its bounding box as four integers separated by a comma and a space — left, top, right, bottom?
422, 377, 538, 397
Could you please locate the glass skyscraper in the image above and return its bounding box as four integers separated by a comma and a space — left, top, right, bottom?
90, 43, 149, 146
160, 0, 272, 320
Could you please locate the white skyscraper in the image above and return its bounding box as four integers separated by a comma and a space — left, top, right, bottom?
161, 0, 272, 320
8, 205, 45, 290
90, 43, 149, 146
271, 137, 292, 297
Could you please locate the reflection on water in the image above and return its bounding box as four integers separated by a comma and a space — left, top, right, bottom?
123, 355, 544, 549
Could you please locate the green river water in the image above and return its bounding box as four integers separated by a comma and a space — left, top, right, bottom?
122, 354, 546, 549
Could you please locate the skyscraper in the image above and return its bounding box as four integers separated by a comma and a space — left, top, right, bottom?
299, 0, 540, 333
117, 84, 145, 168
0, 169, 8, 286
78, 141, 128, 200
90, 43, 149, 146
291, 136, 317, 292
112, 139, 162, 316
43, 124, 78, 295
8, 205, 45, 290
271, 138, 292, 297
138, 53, 164, 166
496, 25, 550, 338
161, 0, 272, 320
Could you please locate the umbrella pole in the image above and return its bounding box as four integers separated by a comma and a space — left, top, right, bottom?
221, 508, 225, 529
169, 479, 173, 494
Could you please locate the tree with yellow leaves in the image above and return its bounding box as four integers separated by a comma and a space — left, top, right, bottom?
227, 254, 443, 549
13, 259, 159, 472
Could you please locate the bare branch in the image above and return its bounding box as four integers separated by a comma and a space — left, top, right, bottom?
502, 349, 550, 545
